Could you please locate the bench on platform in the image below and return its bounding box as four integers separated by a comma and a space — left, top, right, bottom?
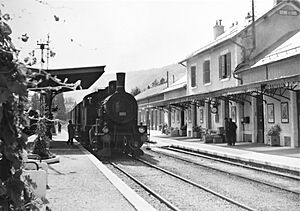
24, 161, 48, 199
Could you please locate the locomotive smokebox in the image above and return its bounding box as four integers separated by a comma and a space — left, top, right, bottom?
108, 80, 117, 95
116, 72, 125, 92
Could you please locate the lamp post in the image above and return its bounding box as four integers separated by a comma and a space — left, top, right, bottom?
37, 35, 55, 139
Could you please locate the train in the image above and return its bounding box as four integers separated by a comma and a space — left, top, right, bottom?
70, 72, 148, 157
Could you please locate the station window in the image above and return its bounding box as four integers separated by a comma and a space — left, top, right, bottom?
176, 110, 180, 123
219, 52, 231, 79
172, 111, 175, 123
199, 108, 204, 123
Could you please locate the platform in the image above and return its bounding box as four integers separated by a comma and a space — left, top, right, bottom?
45, 130, 155, 211
148, 130, 300, 173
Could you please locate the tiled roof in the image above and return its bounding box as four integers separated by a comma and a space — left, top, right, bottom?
180, 25, 242, 62
252, 31, 300, 68
135, 83, 168, 101
180, 1, 300, 63
161, 75, 187, 93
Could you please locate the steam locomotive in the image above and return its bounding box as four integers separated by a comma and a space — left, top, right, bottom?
70, 72, 148, 157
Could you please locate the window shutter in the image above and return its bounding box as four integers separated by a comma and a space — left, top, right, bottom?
191, 66, 196, 87
226, 52, 231, 78
207, 61, 210, 83
203, 62, 205, 84
219, 56, 222, 79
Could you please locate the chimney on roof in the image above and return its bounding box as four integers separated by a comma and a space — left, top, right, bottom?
213, 19, 225, 39
273, 0, 284, 5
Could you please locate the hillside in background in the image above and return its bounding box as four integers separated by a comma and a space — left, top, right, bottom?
63, 63, 186, 112
89, 63, 186, 93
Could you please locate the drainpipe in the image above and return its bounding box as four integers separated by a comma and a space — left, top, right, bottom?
233, 72, 243, 84
265, 64, 269, 80
166, 71, 169, 88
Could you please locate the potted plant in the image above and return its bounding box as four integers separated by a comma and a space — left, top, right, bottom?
267, 124, 281, 146
203, 129, 213, 143
179, 124, 187, 136
31, 119, 56, 160
170, 127, 179, 137
192, 126, 202, 138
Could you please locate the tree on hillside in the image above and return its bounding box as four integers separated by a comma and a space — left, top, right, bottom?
31, 92, 40, 110
131, 86, 141, 96
151, 79, 159, 87
64, 97, 76, 113
160, 77, 166, 84
52, 93, 66, 120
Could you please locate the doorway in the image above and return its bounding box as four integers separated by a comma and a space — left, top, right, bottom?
181, 110, 185, 127
256, 94, 264, 143
297, 91, 300, 146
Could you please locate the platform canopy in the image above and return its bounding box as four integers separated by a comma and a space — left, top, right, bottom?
28, 65, 105, 90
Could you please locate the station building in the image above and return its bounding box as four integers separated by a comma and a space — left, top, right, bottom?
136, 0, 300, 148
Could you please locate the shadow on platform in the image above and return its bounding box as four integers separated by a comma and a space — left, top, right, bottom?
49, 141, 84, 155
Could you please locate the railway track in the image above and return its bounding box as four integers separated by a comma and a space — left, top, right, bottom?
150, 147, 300, 195
140, 148, 299, 210
111, 161, 181, 211
84, 143, 299, 210
110, 155, 256, 211
166, 146, 300, 179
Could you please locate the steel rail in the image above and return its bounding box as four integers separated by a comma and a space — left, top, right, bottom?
167, 146, 300, 180
152, 148, 300, 195
110, 162, 180, 211
131, 156, 257, 211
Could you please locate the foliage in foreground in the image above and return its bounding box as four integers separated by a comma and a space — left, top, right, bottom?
0, 8, 48, 210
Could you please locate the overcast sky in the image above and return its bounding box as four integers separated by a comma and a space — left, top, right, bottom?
3, 0, 274, 73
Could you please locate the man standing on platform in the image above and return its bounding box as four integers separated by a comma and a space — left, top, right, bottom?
229, 118, 237, 146
58, 122, 62, 133
67, 120, 75, 145
224, 118, 230, 145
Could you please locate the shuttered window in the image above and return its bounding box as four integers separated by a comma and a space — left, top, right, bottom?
172, 111, 175, 123
219, 52, 231, 79
191, 66, 196, 87
203, 60, 210, 84
176, 110, 180, 123
188, 109, 192, 123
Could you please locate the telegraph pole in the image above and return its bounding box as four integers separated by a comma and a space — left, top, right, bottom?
251, 0, 256, 50
37, 35, 54, 139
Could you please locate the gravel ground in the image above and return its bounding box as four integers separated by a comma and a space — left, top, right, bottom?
46, 143, 136, 211
106, 163, 173, 211
112, 157, 245, 211
144, 149, 300, 211
153, 147, 300, 193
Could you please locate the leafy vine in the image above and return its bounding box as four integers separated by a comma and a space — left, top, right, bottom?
0, 8, 45, 210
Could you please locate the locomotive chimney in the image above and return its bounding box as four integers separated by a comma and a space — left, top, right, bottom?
116, 72, 125, 92
108, 80, 117, 95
